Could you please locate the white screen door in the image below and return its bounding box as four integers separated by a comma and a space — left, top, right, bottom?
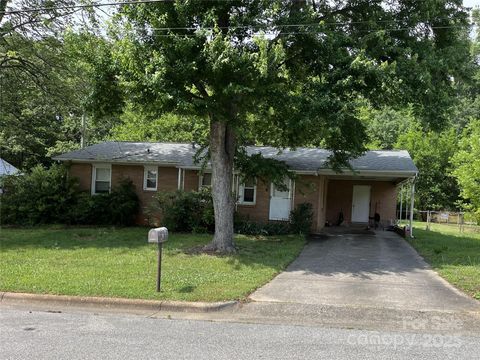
269, 179, 292, 221
351, 185, 371, 223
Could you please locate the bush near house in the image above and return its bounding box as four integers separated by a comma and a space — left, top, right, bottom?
1, 165, 78, 225
0, 165, 139, 226
289, 202, 314, 235
151, 189, 314, 236
67, 179, 139, 226
234, 218, 291, 236
148, 188, 215, 233
234, 203, 314, 236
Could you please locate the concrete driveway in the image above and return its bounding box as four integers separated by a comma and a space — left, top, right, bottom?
250, 231, 480, 312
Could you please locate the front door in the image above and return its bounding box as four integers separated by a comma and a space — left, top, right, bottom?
351, 185, 371, 223
269, 179, 292, 221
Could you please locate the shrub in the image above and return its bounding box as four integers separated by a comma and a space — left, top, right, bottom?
0, 165, 139, 226
290, 202, 314, 234
107, 179, 140, 226
234, 217, 291, 236
234, 203, 313, 236
149, 188, 214, 232
0, 164, 78, 225
68, 179, 140, 226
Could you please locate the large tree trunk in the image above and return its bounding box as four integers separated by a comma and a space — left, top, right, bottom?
207, 120, 236, 253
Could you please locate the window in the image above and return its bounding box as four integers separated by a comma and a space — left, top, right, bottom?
144, 166, 158, 191
239, 177, 256, 205
92, 164, 111, 194
199, 172, 212, 189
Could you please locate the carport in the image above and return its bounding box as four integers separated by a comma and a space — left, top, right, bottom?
323, 171, 417, 237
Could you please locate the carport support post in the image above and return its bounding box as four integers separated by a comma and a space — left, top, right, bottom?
409, 179, 415, 238
399, 185, 403, 224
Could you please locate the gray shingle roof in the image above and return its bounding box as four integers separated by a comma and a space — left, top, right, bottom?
53, 141, 418, 174
0, 158, 19, 176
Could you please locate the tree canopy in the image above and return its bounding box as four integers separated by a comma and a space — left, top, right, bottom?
2, 0, 480, 242
105, 0, 472, 250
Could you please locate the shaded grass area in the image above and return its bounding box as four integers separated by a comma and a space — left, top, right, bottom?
410, 222, 480, 300
0, 227, 305, 301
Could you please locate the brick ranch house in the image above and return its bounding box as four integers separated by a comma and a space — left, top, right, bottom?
54, 142, 418, 232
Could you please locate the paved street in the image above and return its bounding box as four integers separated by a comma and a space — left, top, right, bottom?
1, 306, 479, 360
250, 231, 480, 312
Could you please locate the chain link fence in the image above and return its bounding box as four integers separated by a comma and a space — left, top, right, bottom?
417, 211, 480, 233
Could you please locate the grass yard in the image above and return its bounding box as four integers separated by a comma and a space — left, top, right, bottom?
0, 227, 305, 302
409, 221, 480, 300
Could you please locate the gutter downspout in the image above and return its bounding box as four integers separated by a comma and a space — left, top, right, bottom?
177, 168, 182, 190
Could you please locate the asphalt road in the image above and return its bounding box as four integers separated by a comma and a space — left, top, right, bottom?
1, 307, 479, 360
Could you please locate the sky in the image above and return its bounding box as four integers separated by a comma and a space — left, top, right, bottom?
465, 0, 480, 8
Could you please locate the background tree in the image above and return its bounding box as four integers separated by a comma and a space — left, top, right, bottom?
0, 0, 83, 163
360, 106, 415, 150
452, 120, 480, 222
0, 0, 122, 168
396, 124, 460, 211
110, 107, 208, 143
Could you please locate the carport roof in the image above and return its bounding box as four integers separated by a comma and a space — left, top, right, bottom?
53, 141, 418, 175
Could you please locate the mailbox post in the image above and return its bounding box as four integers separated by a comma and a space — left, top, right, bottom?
148, 227, 168, 292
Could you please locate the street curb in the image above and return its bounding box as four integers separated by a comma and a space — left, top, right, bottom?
0, 292, 238, 313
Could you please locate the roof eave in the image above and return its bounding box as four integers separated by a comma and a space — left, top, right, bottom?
53, 158, 180, 166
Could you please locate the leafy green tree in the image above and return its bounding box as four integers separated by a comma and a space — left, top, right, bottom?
0, 1, 84, 167
360, 106, 415, 150
451, 120, 480, 221
0, 1, 122, 168
0, 29, 122, 168
110, 106, 208, 143
396, 125, 459, 210
111, 1, 470, 252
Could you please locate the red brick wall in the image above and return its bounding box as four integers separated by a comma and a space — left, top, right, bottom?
69, 163, 181, 225
325, 179, 397, 225
69, 163, 92, 192
236, 179, 271, 222
184, 170, 200, 191
237, 175, 327, 231
111, 165, 182, 224
294, 176, 321, 231
68, 163, 396, 229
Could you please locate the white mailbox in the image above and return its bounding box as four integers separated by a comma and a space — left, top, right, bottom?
148, 227, 169, 244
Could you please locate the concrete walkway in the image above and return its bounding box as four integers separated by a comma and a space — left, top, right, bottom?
250, 231, 480, 312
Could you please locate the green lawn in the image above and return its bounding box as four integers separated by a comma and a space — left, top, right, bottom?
409, 221, 480, 300
0, 227, 305, 302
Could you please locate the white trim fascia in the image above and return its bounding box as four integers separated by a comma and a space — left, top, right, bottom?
315, 169, 418, 178
60, 159, 418, 180
292, 170, 318, 175
56, 158, 179, 167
